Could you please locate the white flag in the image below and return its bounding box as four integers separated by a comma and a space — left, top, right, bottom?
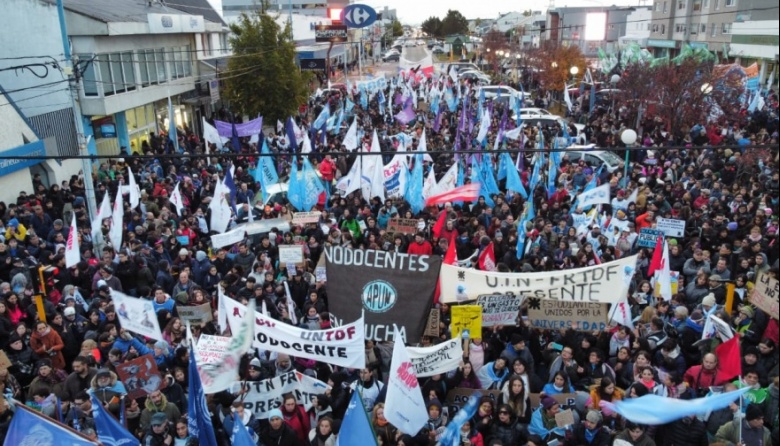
363, 130, 386, 202
476, 107, 491, 143
416, 129, 434, 163
564, 83, 573, 112
608, 295, 634, 329
301, 131, 313, 154
200, 301, 255, 393
385, 337, 427, 435
91, 192, 111, 243
202, 117, 223, 150
422, 165, 437, 199
503, 126, 523, 140
217, 285, 229, 334
170, 182, 184, 216
246, 195, 254, 223
575, 183, 611, 208
209, 179, 232, 234
127, 166, 141, 209
282, 281, 298, 325
64, 212, 80, 268
108, 191, 124, 250
343, 119, 358, 152
656, 239, 673, 301
430, 163, 458, 197
111, 289, 164, 342
277, 119, 284, 133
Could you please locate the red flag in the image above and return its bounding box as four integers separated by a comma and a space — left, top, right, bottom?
434, 233, 458, 305
478, 242, 497, 271
715, 336, 742, 382
647, 236, 664, 277
425, 183, 481, 207
432, 209, 447, 240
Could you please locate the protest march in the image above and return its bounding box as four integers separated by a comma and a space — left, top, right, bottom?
0, 34, 778, 446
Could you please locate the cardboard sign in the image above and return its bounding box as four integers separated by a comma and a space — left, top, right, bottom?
446, 388, 500, 415
387, 218, 419, 235
292, 211, 322, 225
637, 228, 663, 248
529, 393, 577, 410
752, 272, 779, 319
196, 334, 231, 365
424, 308, 441, 338
278, 245, 305, 267
177, 302, 213, 324
115, 354, 166, 400
451, 305, 483, 339
656, 217, 686, 238
527, 299, 608, 331
476, 293, 523, 327
555, 409, 575, 428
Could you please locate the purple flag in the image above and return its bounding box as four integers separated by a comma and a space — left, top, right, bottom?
433, 107, 443, 133
395, 98, 416, 126
214, 116, 263, 137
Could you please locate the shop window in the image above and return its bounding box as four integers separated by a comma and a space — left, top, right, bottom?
122, 52, 136, 91
156, 48, 167, 83
79, 54, 99, 96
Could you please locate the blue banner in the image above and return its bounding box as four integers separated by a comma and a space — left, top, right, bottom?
5, 403, 98, 446
188, 344, 219, 446
89, 391, 137, 446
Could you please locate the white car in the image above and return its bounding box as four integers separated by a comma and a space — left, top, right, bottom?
517, 107, 555, 119
458, 70, 491, 84
565, 145, 625, 173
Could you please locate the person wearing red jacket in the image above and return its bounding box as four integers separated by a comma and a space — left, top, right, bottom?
635, 210, 655, 233
319, 154, 336, 192
407, 232, 433, 256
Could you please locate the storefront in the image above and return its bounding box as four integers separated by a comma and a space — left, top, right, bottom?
646, 39, 677, 59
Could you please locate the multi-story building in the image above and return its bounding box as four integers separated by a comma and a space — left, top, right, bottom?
619, 7, 652, 48
648, 0, 741, 58
545, 6, 638, 57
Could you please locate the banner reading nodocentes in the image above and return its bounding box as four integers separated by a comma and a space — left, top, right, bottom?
407, 338, 463, 377
325, 246, 441, 343
439, 255, 638, 305
223, 297, 366, 369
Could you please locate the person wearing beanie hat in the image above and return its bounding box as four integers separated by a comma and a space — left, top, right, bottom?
565, 409, 609, 446
701, 293, 717, 311
528, 396, 567, 442
259, 407, 298, 446
715, 403, 772, 445
504, 333, 535, 374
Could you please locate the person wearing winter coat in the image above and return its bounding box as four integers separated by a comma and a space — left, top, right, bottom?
91, 368, 128, 419
656, 414, 708, 446
27, 359, 67, 401
221, 402, 259, 442
30, 321, 66, 370
614, 421, 656, 446
715, 404, 773, 446
489, 403, 528, 445
259, 409, 299, 446
477, 356, 510, 390
308, 416, 337, 446
5, 332, 39, 388
563, 410, 610, 446
280, 393, 310, 443
140, 389, 181, 432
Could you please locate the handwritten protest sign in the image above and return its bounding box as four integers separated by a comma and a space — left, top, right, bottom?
407, 338, 463, 377
637, 228, 663, 248
387, 218, 418, 235
177, 302, 213, 324
196, 334, 231, 365
115, 354, 166, 400
439, 255, 638, 305
656, 217, 686, 238
527, 299, 608, 331
556, 409, 575, 428
278, 245, 305, 267
752, 272, 779, 319
292, 211, 322, 225
476, 293, 523, 327
424, 308, 441, 337
451, 305, 482, 339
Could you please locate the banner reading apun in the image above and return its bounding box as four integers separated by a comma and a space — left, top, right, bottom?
325, 246, 441, 343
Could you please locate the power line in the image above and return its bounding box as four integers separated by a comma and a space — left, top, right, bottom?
0, 143, 774, 160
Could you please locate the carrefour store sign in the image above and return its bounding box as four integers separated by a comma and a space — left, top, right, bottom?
0, 140, 45, 177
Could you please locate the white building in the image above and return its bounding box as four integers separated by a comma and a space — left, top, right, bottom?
620, 7, 652, 47
729, 20, 780, 84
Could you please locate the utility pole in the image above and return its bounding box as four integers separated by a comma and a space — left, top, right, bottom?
56, 0, 98, 224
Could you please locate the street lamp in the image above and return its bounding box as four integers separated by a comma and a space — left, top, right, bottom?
551, 61, 558, 69
620, 128, 638, 179
701, 83, 713, 94
570, 66, 579, 76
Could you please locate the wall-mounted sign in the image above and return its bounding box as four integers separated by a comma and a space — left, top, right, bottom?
300, 58, 326, 71
147, 13, 205, 34
0, 141, 45, 178
341, 4, 377, 29
315, 25, 348, 43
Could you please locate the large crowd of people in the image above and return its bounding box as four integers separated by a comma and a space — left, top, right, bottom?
0, 66, 778, 446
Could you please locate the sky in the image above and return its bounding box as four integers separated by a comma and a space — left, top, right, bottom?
360, 0, 648, 25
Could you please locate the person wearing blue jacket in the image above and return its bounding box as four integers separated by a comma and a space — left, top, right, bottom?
528, 396, 568, 443
112, 329, 154, 356
151, 287, 176, 316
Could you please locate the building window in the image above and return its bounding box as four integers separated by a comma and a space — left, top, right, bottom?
79, 54, 99, 96
725, 0, 735, 6
714, 0, 719, 9
661, 24, 666, 34
122, 52, 136, 91
701, 24, 707, 32
201, 34, 211, 57
711, 23, 717, 36
663, 1, 668, 12
678, 1, 686, 9
155, 48, 167, 83
655, 2, 660, 10
690, 23, 698, 34
220, 34, 229, 53
693, 1, 701, 10
703, 0, 709, 5
721, 23, 731, 33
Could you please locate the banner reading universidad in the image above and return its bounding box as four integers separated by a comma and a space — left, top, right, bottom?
439, 255, 638, 305
223, 296, 366, 369
325, 246, 442, 343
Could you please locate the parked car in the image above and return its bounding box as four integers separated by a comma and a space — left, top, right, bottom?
565, 145, 624, 173
432, 46, 445, 54
458, 70, 491, 84
520, 116, 586, 140
517, 107, 555, 119
383, 53, 400, 62
477, 85, 533, 106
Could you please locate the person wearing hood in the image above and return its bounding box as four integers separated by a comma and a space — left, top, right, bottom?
477, 355, 510, 390
140, 389, 181, 432
529, 396, 567, 443
190, 250, 211, 285
424, 398, 448, 442
654, 339, 687, 378
614, 421, 656, 446
715, 403, 773, 446
91, 368, 128, 419
27, 358, 67, 401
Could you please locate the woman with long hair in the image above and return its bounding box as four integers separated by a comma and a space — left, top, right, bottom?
370, 403, 397, 446
541, 370, 573, 396
4, 293, 26, 325
499, 375, 531, 425
448, 360, 482, 389
586, 377, 624, 428
30, 321, 66, 371
308, 416, 336, 446
162, 317, 185, 348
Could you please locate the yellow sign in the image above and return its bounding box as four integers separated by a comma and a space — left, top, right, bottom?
451, 305, 482, 339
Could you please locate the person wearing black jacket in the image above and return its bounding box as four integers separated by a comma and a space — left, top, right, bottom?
490, 403, 529, 445
656, 414, 709, 446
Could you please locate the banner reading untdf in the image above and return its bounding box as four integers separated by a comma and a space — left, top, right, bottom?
439, 255, 638, 305
325, 246, 441, 343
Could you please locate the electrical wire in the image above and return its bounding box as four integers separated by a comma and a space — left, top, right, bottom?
0, 143, 774, 160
